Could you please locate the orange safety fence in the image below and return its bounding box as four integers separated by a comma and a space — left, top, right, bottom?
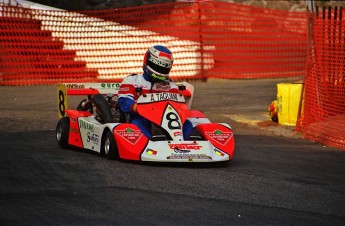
296, 6, 345, 151
0, 1, 308, 85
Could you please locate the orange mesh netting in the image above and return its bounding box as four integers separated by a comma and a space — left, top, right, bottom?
102, 2, 308, 79
296, 6, 345, 150
0, 2, 307, 85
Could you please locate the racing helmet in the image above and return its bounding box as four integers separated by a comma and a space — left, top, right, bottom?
143, 45, 173, 82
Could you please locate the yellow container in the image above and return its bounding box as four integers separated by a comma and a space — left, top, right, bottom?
276, 82, 303, 126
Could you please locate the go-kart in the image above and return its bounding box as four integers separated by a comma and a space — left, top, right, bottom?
56, 82, 234, 162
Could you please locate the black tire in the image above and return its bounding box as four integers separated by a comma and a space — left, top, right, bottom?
101, 130, 119, 160
56, 117, 70, 149
92, 94, 113, 123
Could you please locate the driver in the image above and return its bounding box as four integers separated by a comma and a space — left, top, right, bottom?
118, 45, 193, 139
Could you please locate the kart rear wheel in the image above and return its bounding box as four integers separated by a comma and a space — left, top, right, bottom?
92, 94, 113, 123
56, 117, 70, 149
102, 130, 119, 160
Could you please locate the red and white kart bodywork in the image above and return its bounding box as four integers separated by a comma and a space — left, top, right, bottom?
56, 82, 234, 162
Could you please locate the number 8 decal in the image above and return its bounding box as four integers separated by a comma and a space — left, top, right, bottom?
57, 84, 68, 118
166, 112, 181, 130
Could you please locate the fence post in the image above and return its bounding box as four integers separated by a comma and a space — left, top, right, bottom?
296, 1, 315, 131
306, 0, 315, 60
197, 1, 205, 81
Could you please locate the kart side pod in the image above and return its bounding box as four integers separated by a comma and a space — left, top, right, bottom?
113, 123, 149, 161
196, 123, 235, 158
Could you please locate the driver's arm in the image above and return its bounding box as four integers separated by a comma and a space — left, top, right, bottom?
118, 83, 137, 113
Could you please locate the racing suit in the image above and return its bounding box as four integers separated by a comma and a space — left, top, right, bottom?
118, 73, 193, 139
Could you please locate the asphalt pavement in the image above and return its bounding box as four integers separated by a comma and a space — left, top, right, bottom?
1, 78, 345, 225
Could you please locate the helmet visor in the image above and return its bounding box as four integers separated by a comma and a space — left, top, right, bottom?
147, 55, 172, 76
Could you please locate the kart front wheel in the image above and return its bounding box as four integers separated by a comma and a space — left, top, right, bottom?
56, 117, 70, 149
102, 130, 119, 160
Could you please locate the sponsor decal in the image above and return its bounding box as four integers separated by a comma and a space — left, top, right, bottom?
70, 127, 79, 134
119, 87, 129, 92
168, 143, 202, 150
115, 127, 143, 145
206, 129, 233, 146
173, 131, 182, 137
174, 148, 190, 154
101, 83, 120, 89
167, 154, 211, 160
87, 132, 99, 145
214, 148, 225, 157
150, 93, 178, 102
149, 56, 172, 68
155, 83, 171, 90
79, 121, 94, 132
66, 84, 85, 89
150, 73, 165, 81
146, 149, 157, 155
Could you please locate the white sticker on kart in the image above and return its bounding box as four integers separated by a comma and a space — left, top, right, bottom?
161, 104, 183, 139
138, 92, 185, 103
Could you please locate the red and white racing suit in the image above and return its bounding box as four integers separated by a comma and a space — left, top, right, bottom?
118, 73, 192, 139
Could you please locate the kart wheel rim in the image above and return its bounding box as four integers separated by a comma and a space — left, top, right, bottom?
104, 138, 110, 156
56, 125, 62, 142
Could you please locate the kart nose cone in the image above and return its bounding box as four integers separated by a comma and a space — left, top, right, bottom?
141, 141, 229, 162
